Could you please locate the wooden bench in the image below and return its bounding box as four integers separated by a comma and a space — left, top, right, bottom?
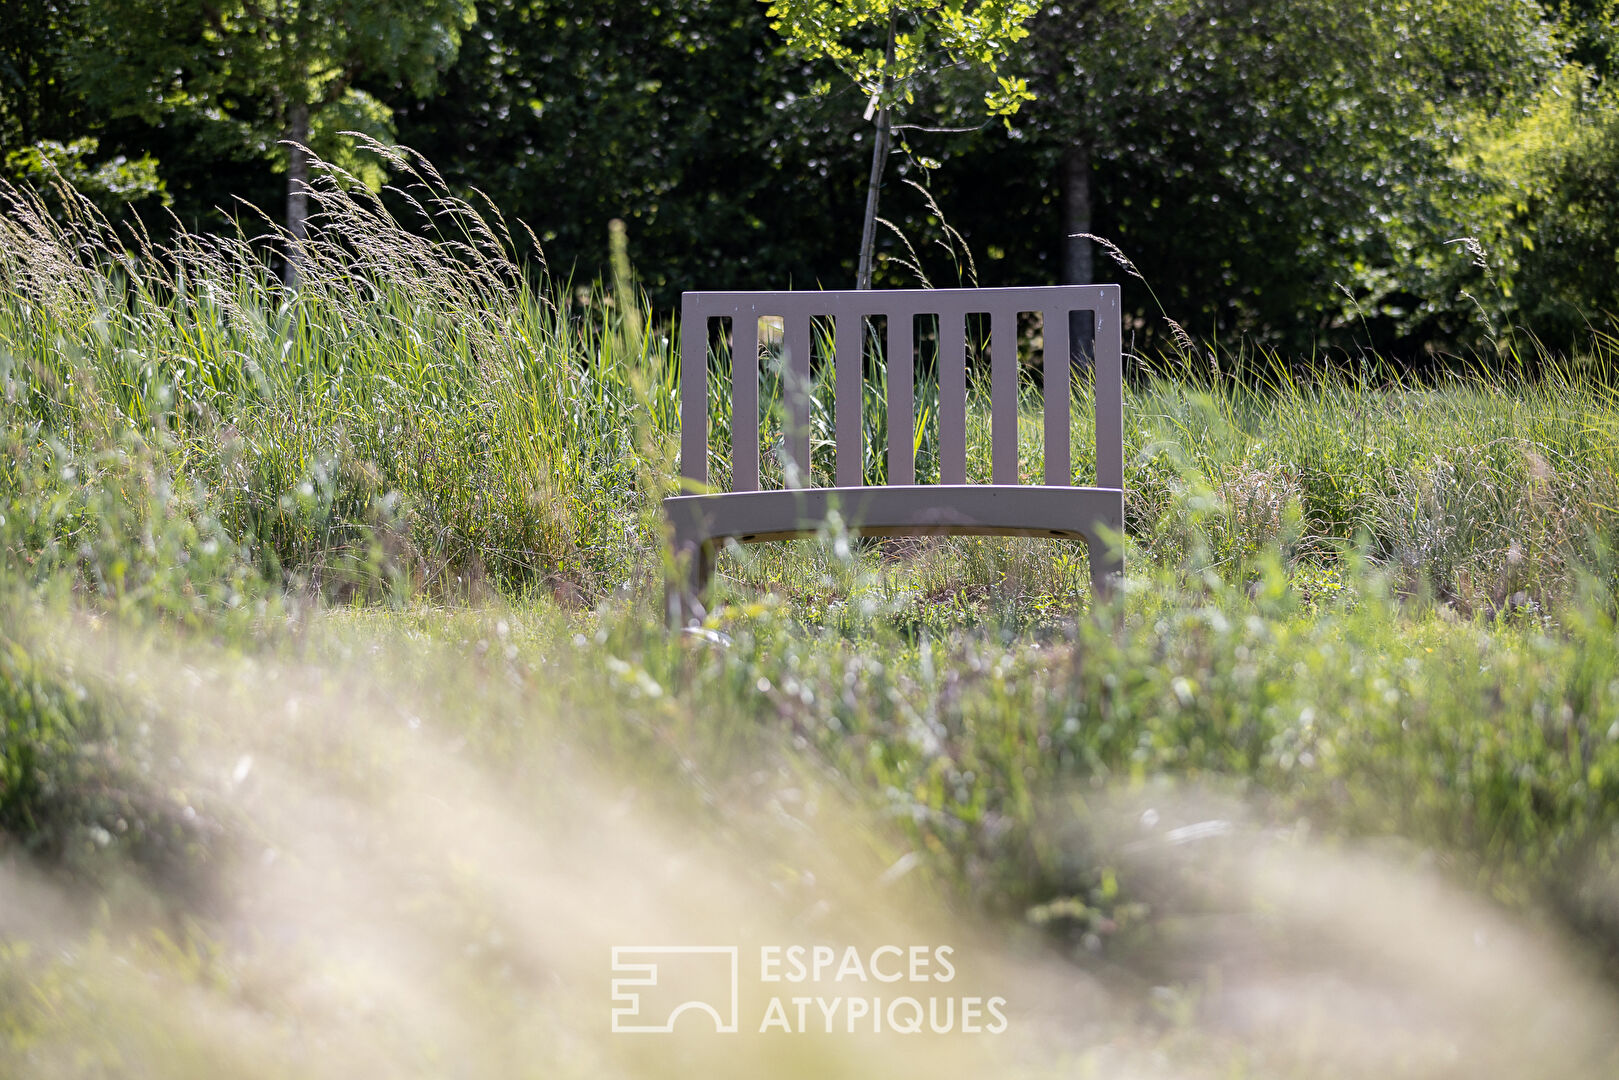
664, 285, 1123, 623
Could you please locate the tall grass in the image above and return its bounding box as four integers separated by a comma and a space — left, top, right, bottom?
5, 152, 1618, 615
2, 150, 671, 605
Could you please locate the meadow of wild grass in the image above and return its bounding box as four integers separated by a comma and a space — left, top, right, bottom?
5, 153, 1619, 1077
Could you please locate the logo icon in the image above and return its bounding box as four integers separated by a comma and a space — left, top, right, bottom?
610, 946, 740, 1034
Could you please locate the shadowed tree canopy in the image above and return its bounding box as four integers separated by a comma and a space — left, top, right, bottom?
1, 0, 85, 151
73, 0, 475, 273
392, 0, 878, 307
974, 0, 1561, 352
3, 0, 1614, 357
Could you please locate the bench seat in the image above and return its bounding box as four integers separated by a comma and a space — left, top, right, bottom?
666, 484, 1122, 596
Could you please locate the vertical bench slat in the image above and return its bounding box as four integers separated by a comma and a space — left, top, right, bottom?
887, 314, 915, 485
784, 312, 812, 487
1095, 298, 1124, 489
835, 309, 864, 487
1044, 308, 1072, 486
732, 306, 760, 492
680, 294, 707, 487
940, 309, 967, 485
991, 306, 1019, 485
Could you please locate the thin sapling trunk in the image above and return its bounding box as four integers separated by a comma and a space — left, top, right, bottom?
284, 98, 311, 287
855, 15, 898, 291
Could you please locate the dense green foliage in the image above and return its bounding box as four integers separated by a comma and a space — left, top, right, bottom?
4, 0, 1617, 354
765, 0, 1040, 117
390, 0, 869, 297
1007, 0, 1558, 345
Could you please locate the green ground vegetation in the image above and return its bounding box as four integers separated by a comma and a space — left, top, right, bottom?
4, 166, 1619, 1075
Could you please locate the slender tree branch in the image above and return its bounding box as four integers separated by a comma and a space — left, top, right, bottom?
890, 123, 988, 134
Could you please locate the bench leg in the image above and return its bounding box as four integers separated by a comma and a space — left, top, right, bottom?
1086, 532, 1123, 604
666, 532, 715, 627
1079, 493, 1125, 607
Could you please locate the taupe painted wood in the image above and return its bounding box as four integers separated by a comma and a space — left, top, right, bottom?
888, 314, 915, 486
784, 313, 812, 486
679, 293, 707, 488
835, 310, 864, 488
1095, 300, 1124, 490
940, 311, 967, 485
1044, 309, 1071, 486
667, 285, 1124, 624
992, 305, 1019, 485
732, 314, 760, 492
668, 482, 1121, 587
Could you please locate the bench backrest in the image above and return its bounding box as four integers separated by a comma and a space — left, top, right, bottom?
679, 285, 1121, 493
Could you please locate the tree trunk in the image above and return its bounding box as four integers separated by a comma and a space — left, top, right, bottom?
1062, 140, 1096, 368
1061, 140, 1093, 285
284, 98, 311, 287
855, 15, 898, 291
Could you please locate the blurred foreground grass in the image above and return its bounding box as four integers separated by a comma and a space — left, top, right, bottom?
4, 154, 1619, 1076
